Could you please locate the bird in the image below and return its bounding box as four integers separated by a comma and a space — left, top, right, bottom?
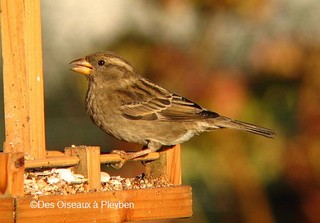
69, 51, 276, 168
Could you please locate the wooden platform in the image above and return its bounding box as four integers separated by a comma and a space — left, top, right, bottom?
0, 186, 192, 223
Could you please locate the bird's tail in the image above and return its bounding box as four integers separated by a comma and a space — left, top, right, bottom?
211, 116, 276, 138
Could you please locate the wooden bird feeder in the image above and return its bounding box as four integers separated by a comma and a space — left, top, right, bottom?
0, 1, 192, 222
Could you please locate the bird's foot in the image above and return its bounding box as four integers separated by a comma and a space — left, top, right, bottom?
110, 150, 130, 169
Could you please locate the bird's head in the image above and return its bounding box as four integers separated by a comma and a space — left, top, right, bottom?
69, 51, 138, 83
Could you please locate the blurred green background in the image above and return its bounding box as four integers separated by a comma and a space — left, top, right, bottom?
1, 0, 320, 222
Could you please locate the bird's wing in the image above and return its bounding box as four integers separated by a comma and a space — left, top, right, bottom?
159, 94, 220, 120
119, 79, 220, 121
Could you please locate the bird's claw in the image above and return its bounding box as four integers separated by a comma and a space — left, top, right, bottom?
110, 150, 130, 169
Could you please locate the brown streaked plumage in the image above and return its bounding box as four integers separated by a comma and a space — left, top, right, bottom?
70, 51, 276, 168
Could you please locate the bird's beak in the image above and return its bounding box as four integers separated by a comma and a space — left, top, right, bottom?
69, 58, 93, 75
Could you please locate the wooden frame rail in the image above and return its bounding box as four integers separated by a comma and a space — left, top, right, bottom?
24, 151, 160, 169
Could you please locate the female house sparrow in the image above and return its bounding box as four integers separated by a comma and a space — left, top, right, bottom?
70, 51, 275, 167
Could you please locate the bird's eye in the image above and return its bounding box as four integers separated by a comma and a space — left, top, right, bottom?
98, 60, 105, 66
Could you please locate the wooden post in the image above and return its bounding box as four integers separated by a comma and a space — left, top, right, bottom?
0, 152, 25, 197
65, 146, 101, 190
145, 144, 182, 185
0, 0, 46, 159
